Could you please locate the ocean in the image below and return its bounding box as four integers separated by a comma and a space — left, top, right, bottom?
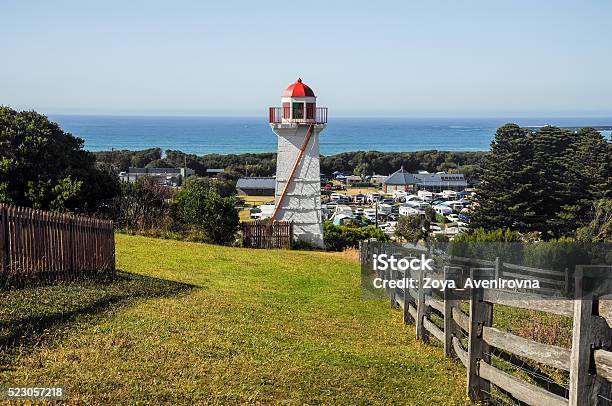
48, 115, 612, 156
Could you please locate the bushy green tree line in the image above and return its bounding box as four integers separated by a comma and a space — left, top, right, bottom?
323, 222, 388, 251
94, 149, 487, 184
471, 124, 611, 239
113, 176, 239, 245
0, 107, 119, 213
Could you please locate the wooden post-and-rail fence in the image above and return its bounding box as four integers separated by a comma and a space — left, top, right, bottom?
241, 221, 293, 249
0, 204, 115, 285
362, 241, 612, 406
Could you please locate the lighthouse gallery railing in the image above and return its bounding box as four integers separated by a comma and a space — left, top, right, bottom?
269, 106, 327, 124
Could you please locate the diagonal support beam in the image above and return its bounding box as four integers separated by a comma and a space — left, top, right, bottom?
271, 124, 314, 222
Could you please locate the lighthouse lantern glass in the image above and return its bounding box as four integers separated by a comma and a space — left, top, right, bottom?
306, 103, 315, 119
292, 102, 304, 120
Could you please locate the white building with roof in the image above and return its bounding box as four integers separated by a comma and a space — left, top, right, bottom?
383, 167, 467, 193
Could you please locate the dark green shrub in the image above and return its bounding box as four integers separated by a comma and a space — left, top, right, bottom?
176, 182, 239, 245
323, 222, 388, 251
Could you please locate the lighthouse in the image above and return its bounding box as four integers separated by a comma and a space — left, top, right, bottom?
269, 78, 328, 248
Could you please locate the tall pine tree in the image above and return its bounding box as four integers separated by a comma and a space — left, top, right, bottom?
471, 124, 534, 230
472, 124, 611, 239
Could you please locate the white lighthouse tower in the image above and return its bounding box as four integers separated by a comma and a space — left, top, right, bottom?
269, 78, 328, 248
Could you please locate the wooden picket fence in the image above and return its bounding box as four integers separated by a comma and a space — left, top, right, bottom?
362, 241, 612, 406
241, 221, 293, 249
0, 204, 115, 285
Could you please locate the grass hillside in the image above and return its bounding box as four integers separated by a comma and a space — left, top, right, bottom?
1, 234, 468, 405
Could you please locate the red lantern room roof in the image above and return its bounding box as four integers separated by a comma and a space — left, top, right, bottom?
282, 78, 316, 98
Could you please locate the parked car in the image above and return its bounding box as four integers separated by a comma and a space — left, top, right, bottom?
379, 222, 396, 234
384, 222, 397, 235
393, 193, 408, 203
367, 192, 382, 203
377, 203, 393, 215
446, 214, 460, 222
360, 216, 374, 225
334, 205, 353, 217
353, 194, 367, 204
399, 206, 422, 216
433, 205, 453, 215
458, 213, 470, 223
417, 190, 434, 202
442, 190, 458, 199
431, 198, 448, 206
364, 208, 377, 222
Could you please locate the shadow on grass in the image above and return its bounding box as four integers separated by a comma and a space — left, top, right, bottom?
0, 271, 196, 355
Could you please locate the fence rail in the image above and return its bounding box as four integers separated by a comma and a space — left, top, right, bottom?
241, 221, 293, 249
363, 241, 612, 406
0, 204, 115, 284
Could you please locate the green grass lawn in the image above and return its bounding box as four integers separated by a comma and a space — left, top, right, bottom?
0, 234, 469, 405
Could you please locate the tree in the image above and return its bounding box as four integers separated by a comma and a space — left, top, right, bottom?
183, 175, 236, 198
0, 107, 119, 212
530, 126, 579, 238
323, 222, 388, 251
576, 199, 612, 242
394, 214, 430, 243
112, 177, 174, 231
471, 124, 535, 232
453, 228, 522, 243
354, 161, 372, 182
176, 181, 239, 245
559, 128, 612, 231
93, 148, 161, 172
471, 124, 610, 239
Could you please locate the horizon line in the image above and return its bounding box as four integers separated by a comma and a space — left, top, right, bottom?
44, 112, 612, 121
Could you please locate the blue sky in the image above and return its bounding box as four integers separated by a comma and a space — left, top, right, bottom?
1, 0, 611, 117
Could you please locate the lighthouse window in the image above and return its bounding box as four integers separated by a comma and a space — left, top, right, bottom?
292, 102, 304, 119
306, 103, 315, 119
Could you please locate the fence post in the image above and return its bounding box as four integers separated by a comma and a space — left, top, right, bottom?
403, 267, 415, 325
415, 267, 429, 342
466, 267, 493, 401
0, 205, 8, 278
569, 265, 591, 406
494, 256, 500, 280
110, 221, 116, 274
443, 266, 459, 357
569, 265, 612, 405
389, 265, 395, 307
390, 257, 400, 308
67, 215, 74, 276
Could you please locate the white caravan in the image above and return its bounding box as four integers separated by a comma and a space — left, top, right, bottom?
417, 190, 434, 202
399, 206, 423, 216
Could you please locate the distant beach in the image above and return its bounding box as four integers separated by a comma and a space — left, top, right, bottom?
49, 115, 612, 155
